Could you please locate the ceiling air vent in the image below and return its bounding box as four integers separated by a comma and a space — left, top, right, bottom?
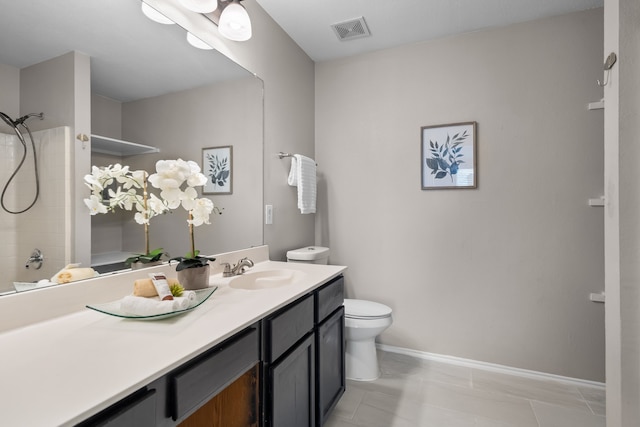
331, 16, 371, 42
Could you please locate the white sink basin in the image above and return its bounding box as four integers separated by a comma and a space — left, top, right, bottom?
228, 269, 305, 290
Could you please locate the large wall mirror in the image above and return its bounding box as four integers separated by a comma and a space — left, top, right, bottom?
0, 0, 264, 294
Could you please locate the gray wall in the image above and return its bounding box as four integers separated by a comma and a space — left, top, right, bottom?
604, 0, 640, 424
120, 77, 264, 258
315, 9, 605, 382
0, 63, 19, 122
146, 0, 317, 261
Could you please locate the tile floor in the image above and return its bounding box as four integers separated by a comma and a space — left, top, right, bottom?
325, 350, 605, 427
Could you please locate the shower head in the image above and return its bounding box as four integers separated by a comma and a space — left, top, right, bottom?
14, 113, 44, 126
0, 111, 17, 129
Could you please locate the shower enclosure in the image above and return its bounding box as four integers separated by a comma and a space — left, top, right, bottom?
0, 127, 72, 292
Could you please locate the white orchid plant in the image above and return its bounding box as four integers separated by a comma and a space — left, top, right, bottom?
148, 159, 221, 271
84, 164, 169, 265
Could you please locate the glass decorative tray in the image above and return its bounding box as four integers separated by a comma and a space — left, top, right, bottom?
86, 287, 217, 320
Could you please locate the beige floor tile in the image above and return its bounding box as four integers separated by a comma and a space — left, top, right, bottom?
332, 384, 366, 420
577, 385, 606, 404
420, 380, 539, 426
323, 415, 363, 427
358, 390, 479, 427
531, 401, 606, 427
326, 350, 608, 427
585, 400, 606, 416
346, 374, 424, 401
381, 352, 473, 388
471, 369, 589, 411
474, 416, 520, 426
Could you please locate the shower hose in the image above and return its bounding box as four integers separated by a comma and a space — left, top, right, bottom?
0, 112, 43, 214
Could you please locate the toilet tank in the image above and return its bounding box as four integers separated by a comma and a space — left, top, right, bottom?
286, 246, 330, 265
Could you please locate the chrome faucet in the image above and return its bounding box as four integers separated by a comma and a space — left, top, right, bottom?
25, 248, 44, 270
222, 257, 254, 277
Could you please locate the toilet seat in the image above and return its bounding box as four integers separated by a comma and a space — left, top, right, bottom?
344, 299, 392, 320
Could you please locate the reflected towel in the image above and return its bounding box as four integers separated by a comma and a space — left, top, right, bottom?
287, 154, 316, 214
51, 264, 98, 284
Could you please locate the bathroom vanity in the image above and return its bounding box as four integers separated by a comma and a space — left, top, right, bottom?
0, 246, 346, 426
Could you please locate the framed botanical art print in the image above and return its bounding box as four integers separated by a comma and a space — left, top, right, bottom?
202, 146, 233, 194
421, 121, 477, 190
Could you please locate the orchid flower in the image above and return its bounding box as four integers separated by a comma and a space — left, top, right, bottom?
148, 159, 219, 266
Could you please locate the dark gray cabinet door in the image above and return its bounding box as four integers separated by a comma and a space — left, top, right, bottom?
268, 334, 315, 427
316, 306, 345, 426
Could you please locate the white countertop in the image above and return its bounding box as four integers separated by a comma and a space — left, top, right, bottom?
0, 250, 346, 427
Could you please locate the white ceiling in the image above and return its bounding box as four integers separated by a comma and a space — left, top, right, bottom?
0, 0, 604, 103
254, 0, 604, 62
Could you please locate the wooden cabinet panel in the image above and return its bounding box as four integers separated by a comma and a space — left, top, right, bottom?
316, 307, 345, 426
178, 364, 259, 427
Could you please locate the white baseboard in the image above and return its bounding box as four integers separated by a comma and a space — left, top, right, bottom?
376, 343, 605, 390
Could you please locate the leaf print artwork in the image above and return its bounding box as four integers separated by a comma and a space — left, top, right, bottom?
206, 153, 230, 188
421, 122, 476, 190
425, 130, 468, 182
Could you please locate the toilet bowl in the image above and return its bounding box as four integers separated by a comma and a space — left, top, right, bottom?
344, 299, 393, 381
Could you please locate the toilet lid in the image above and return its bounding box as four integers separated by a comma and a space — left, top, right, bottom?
344, 299, 392, 319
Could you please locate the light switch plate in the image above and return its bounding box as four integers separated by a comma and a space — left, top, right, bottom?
265, 204, 273, 224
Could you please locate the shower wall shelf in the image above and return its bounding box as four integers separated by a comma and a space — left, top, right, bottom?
587, 98, 604, 110
91, 134, 159, 157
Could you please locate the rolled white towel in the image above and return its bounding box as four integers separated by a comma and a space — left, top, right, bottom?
173, 291, 197, 310
120, 295, 176, 316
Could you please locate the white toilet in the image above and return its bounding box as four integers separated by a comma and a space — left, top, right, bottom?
286, 246, 393, 381
286, 246, 330, 264
343, 299, 393, 381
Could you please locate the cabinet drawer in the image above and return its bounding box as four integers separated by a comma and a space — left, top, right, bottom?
266, 295, 314, 363
170, 327, 259, 421
315, 276, 344, 323
76, 388, 156, 427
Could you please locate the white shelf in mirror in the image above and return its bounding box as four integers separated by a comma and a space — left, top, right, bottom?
587, 99, 604, 110
91, 134, 159, 157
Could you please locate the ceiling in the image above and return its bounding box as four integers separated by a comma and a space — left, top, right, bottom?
0, 0, 604, 102
254, 0, 604, 62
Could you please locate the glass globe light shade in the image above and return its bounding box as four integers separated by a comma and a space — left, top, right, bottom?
187, 32, 214, 50
178, 0, 218, 14
218, 1, 252, 41
141, 2, 175, 24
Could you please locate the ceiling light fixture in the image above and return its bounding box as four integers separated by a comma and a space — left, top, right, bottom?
186, 31, 214, 50
142, 0, 252, 43
217, 0, 252, 41
178, 0, 218, 14
141, 2, 175, 25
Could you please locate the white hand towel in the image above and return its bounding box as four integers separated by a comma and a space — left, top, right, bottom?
120, 296, 176, 316
173, 291, 197, 310
287, 154, 316, 214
